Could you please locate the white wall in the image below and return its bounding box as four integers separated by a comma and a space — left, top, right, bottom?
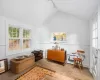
36, 11, 90, 67
0, 0, 56, 62
0, 0, 2, 16
0, 0, 90, 67
89, 18, 93, 73
0, 16, 6, 59
0, 16, 35, 64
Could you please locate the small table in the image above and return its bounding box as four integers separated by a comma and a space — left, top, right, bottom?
73, 58, 83, 70
31, 50, 43, 61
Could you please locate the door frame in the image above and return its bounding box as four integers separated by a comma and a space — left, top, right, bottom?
89, 12, 99, 80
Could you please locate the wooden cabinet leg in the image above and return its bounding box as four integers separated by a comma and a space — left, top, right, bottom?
63, 62, 66, 66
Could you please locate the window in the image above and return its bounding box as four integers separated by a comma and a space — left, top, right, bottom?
92, 18, 98, 48
8, 24, 31, 52
8, 25, 20, 51
23, 29, 31, 49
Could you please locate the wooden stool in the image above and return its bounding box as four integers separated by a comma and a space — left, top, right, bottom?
73, 58, 83, 70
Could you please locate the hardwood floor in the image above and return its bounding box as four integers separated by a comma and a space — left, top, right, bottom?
0, 59, 93, 80
37, 59, 93, 80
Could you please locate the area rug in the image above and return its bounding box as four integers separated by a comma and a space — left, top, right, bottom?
16, 66, 55, 80
16, 66, 76, 80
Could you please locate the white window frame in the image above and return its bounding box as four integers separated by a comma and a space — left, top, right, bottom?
8, 25, 21, 51
92, 15, 98, 48
22, 28, 32, 52
6, 22, 32, 56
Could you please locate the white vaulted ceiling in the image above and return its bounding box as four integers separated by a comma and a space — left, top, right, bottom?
0, 0, 98, 26
0, 0, 56, 26
52, 0, 98, 20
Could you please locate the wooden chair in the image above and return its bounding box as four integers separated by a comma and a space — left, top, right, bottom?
73, 50, 85, 70
73, 58, 83, 70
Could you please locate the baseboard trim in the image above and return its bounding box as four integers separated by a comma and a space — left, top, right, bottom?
83, 65, 89, 68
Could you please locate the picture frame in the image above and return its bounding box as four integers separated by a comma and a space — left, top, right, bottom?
52, 32, 67, 41
0, 59, 8, 74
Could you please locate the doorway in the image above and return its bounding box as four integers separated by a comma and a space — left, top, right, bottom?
90, 13, 100, 80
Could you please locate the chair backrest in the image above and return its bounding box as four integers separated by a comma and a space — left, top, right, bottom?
77, 50, 85, 53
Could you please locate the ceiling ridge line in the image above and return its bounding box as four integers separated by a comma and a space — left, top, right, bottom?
48, 0, 57, 9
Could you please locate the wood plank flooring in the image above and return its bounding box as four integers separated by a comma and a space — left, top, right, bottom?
0, 59, 93, 80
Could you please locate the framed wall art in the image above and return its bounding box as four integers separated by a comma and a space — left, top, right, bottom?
52, 32, 66, 41
0, 59, 8, 74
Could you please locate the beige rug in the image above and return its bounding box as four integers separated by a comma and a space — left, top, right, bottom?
16, 66, 75, 80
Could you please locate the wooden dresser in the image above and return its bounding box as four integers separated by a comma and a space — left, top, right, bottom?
47, 49, 66, 65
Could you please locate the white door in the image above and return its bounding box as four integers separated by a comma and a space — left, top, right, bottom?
92, 49, 98, 80
91, 14, 98, 80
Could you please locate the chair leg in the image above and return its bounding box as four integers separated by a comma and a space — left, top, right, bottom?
63, 62, 66, 66
79, 61, 83, 70
79, 64, 81, 70
81, 62, 83, 69
74, 60, 76, 67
